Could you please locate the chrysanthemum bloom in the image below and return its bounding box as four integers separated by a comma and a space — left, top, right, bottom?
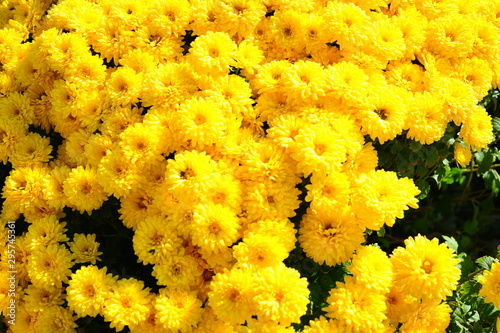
324, 276, 388, 332
9, 132, 52, 169
27, 243, 74, 291
399, 300, 452, 333
233, 233, 288, 269
239, 139, 298, 185
385, 62, 426, 93
103, 278, 153, 332
342, 142, 379, 177
119, 122, 162, 166
364, 17, 406, 62
322, 2, 370, 49
0, 117, 27, 164
478, 261, 500, 308
212, 0, 266, 41
243, 181, 300, 221
298, 207, 365, 266
63, 165, 108, 214
302, 316, 345, 333
235, 39, 264, 77
141, 62, 197, 108
68, 233, 102, 264
460, 106, 494, 150
426, 13, 474, 59
187, 31, 237, 77
147, 0, 191, 37
406, 92, 447, 144
0, 91, 35, 125
305, 171, 351, 212
253, 264, 310, 326
104, 66, 143, 107
171, 96, 228, 150
357, 86, 409, 144
23, 284, 65, 312
281, 60, 327, 101
456, 56, 494, 100
97, 148, 143, 198
270, 9, 307, 51
133, 215, 183, 265
205, 74, 254, 117
385, 285, 418, 325
8, 303, 40, 333
2, 166, 48, 216
163, 150, 218, 201
189, 202, 240, 254
208, 268, 258, 325
35, 305, 78, 333
155, 288, 203, 332
453, 142, 472, 168
25, 216, 68, 251
349, 245, 394, 293
324, 61, 369, 107
119, 188, 161, 230
152, 254, 202, 288
99, 105, 143, 137
67, 265, 116, 318
43, 164, 70, 210
293, 124, 347, 177
390, 235, 461, 301
253, 60, 293, 94
242, 318, 296, 332
198, 173, 243, 212
351, 170, 420, 230
243, 218, 297, 253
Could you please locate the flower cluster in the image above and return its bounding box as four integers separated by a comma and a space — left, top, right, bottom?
1, 0, 498, 331
305, 236, 461, 332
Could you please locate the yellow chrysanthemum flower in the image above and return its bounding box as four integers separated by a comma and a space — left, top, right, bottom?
23, 285, 65, 312
305, 171, 351, 212
390, 235, 461, 301
119, 122, 162, 166
233, 233, 289, 269
298, 206, 365, 266
187, 31, 238, 77
478, 261, 500, 308
172, 96, 228, 150
27, 243, 74, 292
253, 264, 310, 326
63, 165, 108, 214
453, 142, 472, 168
67, 265, 117, 318
302, 316, 345, 333
208, 268, 257, 325
189, 202, 240, 254
349, 245, 394, 293
24, 216, 68, 251
399, 300, 452, 333
68, 233, 102, 264
102, 278, 153, 332
36, 305, 78, 333
9, 132, 52, 169
460, 106, 494, 150
323, 276, 388, 332
351, 170, 420, 230
406, 92, 447, 145
152, 254, 202, 288
155, 288, 203, 332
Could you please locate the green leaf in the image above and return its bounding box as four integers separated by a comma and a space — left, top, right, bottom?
443, 235, 459, 253
492, 117, 500, 134
377, 226, 385, 237
425, 146, 440, 167
477, 150, 494, 174
475, 256, 498, 271
415, 179, 430, 199
483, 169, 500, 197
409, 140, 422, 152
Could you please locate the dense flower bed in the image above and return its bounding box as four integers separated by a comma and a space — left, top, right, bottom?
1, 0, 499, 332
